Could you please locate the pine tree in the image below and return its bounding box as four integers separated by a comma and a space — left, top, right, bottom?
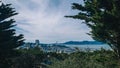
0, 2, 24, 67
66, 0, 120, 58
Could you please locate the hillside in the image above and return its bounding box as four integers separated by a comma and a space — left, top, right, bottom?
63, 41, 104, 45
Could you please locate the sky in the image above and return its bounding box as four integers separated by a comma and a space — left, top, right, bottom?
2, 0, 93, 43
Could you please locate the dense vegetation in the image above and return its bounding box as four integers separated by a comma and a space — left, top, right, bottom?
12, 48, 120, 68
0, 2, 24, 68
48, 49, 119, 68
66, 0, 120, 58
1, 0, 120, 68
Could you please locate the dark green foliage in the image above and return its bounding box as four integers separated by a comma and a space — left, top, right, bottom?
12, 47, 47, 68
48, 50, 119, 68
11, 47, 120, 68
47, 52, 68, 60
11, 54, 36, 68
19, 47, 46, 62
0, 2, 24, 68
13, 47, 69, 68
66, 0, 120, 58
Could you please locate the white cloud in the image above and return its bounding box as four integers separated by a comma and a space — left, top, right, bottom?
3, 0, 93, 43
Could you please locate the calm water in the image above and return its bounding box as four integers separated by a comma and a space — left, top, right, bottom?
65, 44, 111, 50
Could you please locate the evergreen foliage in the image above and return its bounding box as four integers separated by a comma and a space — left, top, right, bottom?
0, 2, 24, 68
48, 50, 119, 68
12, 48, 45, 68
66, 0, 120, 58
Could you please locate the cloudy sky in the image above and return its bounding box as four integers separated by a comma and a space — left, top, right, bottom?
3, 0, 93, 43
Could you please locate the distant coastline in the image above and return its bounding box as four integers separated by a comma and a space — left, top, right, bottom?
62, 41, 104, 45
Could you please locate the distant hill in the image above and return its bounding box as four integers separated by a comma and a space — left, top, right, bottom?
63, 41, 104, 45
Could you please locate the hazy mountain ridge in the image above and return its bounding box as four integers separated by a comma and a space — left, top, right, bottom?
62, 41, 104, 45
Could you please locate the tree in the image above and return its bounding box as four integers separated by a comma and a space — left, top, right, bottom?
48, 51, 118, 68
0, 2, 24, 68
13, 47, 47, 68
66, 0, 120, 58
